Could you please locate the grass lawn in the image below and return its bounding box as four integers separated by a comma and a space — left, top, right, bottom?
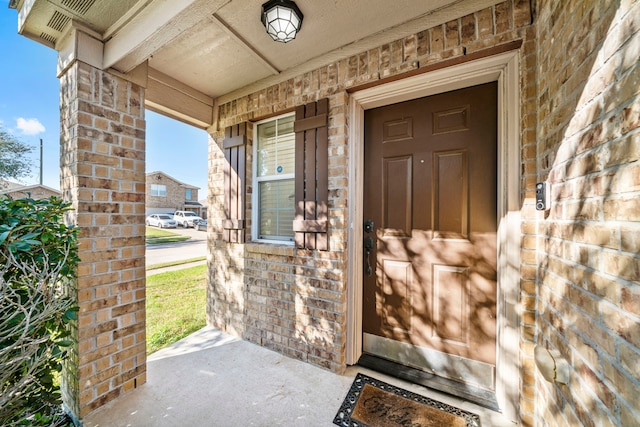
146, 226, 191, 244
146, 264, 207, 354
146, 256, 207, 271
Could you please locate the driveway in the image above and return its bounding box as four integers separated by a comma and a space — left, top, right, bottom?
146, 226, 207, 266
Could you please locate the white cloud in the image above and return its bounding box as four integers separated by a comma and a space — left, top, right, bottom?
16, 117, 45, 135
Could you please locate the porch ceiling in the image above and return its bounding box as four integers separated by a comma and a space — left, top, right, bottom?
13, 0, 502, 127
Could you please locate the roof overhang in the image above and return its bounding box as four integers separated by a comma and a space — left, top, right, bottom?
9, 0, 504, 129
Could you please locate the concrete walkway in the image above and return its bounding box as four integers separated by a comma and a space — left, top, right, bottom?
82, 327, 515, 427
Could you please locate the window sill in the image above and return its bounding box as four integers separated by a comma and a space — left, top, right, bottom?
246, 241, 295, 256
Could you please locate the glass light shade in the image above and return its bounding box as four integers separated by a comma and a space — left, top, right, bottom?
261, 0, 303, 43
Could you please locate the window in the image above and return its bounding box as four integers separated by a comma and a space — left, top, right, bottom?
151, 184, 166, 197
185, 189, 192, 200
253, 114, 295, 242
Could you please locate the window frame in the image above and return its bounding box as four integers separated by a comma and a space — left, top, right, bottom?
251, 112, 296, 244
185, 188, 192, 200
151, 184, 166, 197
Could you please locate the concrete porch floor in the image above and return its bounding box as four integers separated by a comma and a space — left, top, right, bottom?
83, 327, 516, 426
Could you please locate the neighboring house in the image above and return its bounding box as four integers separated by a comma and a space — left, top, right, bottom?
0, 181, 61, 200
8, 1, 639, 426
198, 199, 207, 220
145, 171, 203, 217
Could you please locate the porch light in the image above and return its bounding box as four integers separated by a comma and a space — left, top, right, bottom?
261, 0, 303, 43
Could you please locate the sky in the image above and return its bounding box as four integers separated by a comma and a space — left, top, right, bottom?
0, 3, 209, 197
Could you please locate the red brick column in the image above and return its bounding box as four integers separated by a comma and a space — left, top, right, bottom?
59, 60, 147, 419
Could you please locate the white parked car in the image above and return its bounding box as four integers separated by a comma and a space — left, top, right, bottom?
146, 214, 177, 228
173, 211, 203, 228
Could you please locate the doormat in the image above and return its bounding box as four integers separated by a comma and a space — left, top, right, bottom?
333, 373, 481, 427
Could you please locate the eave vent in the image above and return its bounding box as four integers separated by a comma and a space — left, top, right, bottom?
47, 11, 71, 32
61, 0, 96, 16
40, 32, 58, 46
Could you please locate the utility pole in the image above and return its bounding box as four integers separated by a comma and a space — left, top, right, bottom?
39, 138, 43, 185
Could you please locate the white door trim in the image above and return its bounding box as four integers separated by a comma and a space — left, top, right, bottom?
346, 50, 521, 421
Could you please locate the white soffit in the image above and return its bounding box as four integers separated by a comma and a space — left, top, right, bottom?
216, 0, 505, 103
147, 16, 276, 98
216, 0, 460, 70
145, 0, 501, 99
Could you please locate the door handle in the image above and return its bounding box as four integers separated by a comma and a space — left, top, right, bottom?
364, 236, 374, 276
364, 236, 374, 250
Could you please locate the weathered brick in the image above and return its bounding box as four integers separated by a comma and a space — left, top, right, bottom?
429, 25, 444, 52
416, 29, 429, 56
403, 35, 417, 62
476, 7, 493, 37
445, 20, 459, 48
513, 0, 531, 27
495, 1, 512, 34
620, 402, 640, 427
604, 196, 640, 221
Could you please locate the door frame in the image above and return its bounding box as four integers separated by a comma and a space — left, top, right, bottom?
346, 50, 521, 421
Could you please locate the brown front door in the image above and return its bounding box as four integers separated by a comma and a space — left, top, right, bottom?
362, 82, 498, 392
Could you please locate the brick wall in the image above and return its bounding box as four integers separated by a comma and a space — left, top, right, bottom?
59, 61, 147, 418
535, 0, 640, 425
208, 0, 536, 419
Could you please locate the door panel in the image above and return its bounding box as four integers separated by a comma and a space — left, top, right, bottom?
383, 156, 412, 236
381, 259, 413, 333
433, 150, 468, 238
362, 82, 498, 391
433, 264, 469, 344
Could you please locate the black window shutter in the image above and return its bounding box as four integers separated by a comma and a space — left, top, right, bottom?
293, 98, 329, 251
223, 122, 247, 243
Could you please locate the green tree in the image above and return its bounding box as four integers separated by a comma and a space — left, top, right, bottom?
0, 126, 33, 186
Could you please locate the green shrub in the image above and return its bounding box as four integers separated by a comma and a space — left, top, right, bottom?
0, 196, 79, 425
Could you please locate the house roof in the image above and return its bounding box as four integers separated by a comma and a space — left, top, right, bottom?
0, 182, 62, 196
8, 0, 502, 129
0, 180, 25, 190
146, 171, 199, 189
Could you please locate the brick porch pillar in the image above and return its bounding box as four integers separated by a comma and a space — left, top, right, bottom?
59, 59, 147, 419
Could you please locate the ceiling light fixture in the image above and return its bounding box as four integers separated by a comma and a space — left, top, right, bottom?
261, 0, 303, 43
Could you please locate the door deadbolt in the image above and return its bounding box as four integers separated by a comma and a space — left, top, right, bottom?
364, 220, 374, 233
